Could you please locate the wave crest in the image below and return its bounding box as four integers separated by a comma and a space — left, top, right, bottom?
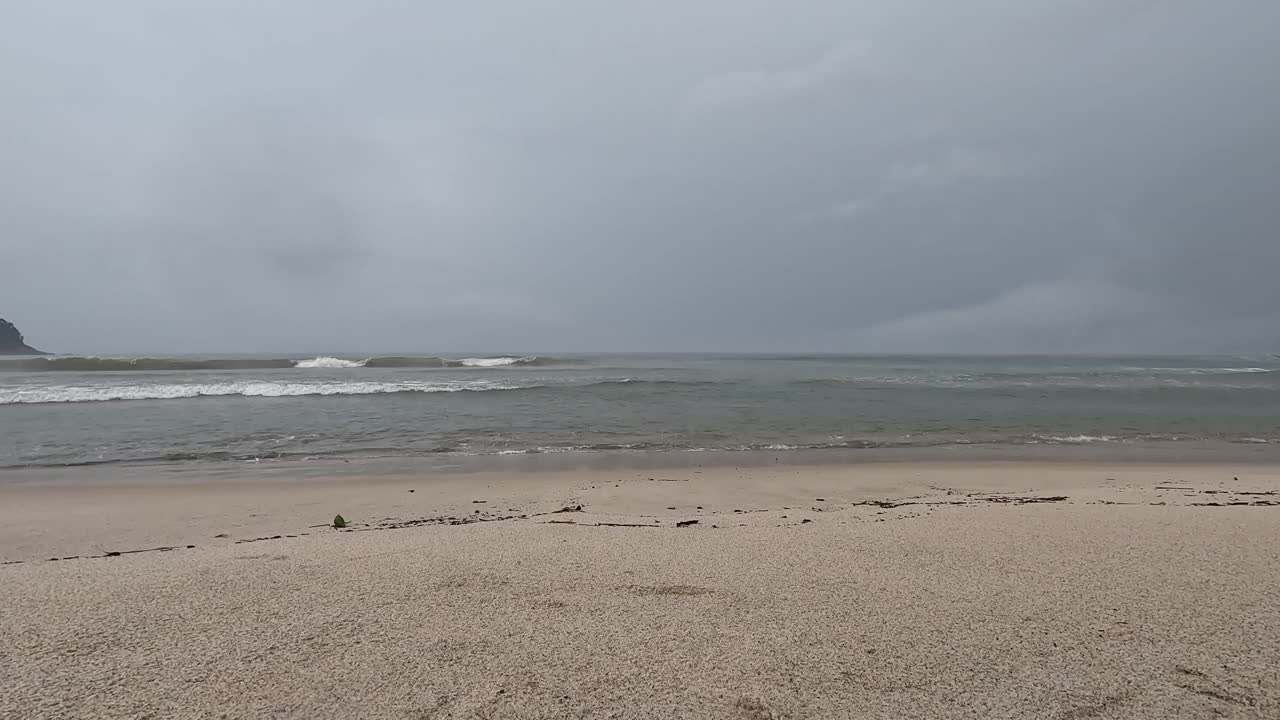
294, 357, 367, 369
0, 376, 713, 405
457, 356, 536, 367
0, 355, 569, 372
0, 380, 526, 404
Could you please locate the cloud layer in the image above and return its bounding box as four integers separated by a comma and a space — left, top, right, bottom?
2, 1, 1277, 353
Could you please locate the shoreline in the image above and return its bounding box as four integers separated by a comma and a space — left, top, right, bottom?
4, 439, 1280, 486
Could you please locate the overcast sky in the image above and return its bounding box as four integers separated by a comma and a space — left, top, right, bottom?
2, 1, 1277, 354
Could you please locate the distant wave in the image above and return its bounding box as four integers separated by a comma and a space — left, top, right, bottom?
1119, 366, 1275, 375
794, 370, 1280, 389
293, 356, 365, 369
0, 376, 723, 405
456, 356, 536, 367
0, 357, 298, 372
0, 355, 566, 372
6, 355, 1269, 378
772, 355, 850, 362
299, 355, 547, 369
362, 356, 446, 368
0, 379, 527, 404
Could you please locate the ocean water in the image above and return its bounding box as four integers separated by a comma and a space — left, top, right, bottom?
1, 353, 1278, 469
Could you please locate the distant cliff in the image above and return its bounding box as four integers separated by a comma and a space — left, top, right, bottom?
0, 319, 46, 355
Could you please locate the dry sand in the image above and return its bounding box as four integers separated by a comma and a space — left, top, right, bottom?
2, 460, 1279, 719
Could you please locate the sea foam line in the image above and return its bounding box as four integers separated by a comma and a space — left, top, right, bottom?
292, 355, 538, 369
0, 380, 525, 404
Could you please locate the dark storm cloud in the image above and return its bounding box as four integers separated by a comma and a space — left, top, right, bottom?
2, 1, 1277, 353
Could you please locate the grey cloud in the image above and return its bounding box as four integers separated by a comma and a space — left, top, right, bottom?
1, 1, 1278, 353
846, 278, 1162, 354
682, 44, 870, 116
798, 147, 1027, 223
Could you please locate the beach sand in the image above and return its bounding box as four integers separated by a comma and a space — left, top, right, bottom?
2, 459, 1279, 719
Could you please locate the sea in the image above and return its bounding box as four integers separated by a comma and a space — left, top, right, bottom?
1, 353, 1278, 470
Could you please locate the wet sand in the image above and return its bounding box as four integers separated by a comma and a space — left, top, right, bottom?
2, 459, 1279, 719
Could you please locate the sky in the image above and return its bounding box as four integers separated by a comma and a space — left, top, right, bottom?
2, 1, 1278, 354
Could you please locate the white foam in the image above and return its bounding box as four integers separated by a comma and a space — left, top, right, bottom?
1140, 367, 1274, 375
1043, 435, 1116, 443
457, 356, 533, 367
0, 380, 523, 404
294, 357, 367, 369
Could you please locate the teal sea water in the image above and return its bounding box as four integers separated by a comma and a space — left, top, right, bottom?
1, 354, 1278, 468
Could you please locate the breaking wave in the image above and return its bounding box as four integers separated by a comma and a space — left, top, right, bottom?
294, 355, 550, 369
456, 356, 536, 367
0, 355, 565, 372
293, 357, 366, 369
0, 380, 528, 404
0, 376, 697, 405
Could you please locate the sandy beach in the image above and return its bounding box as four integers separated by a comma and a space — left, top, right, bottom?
3, 457, 1279, 719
